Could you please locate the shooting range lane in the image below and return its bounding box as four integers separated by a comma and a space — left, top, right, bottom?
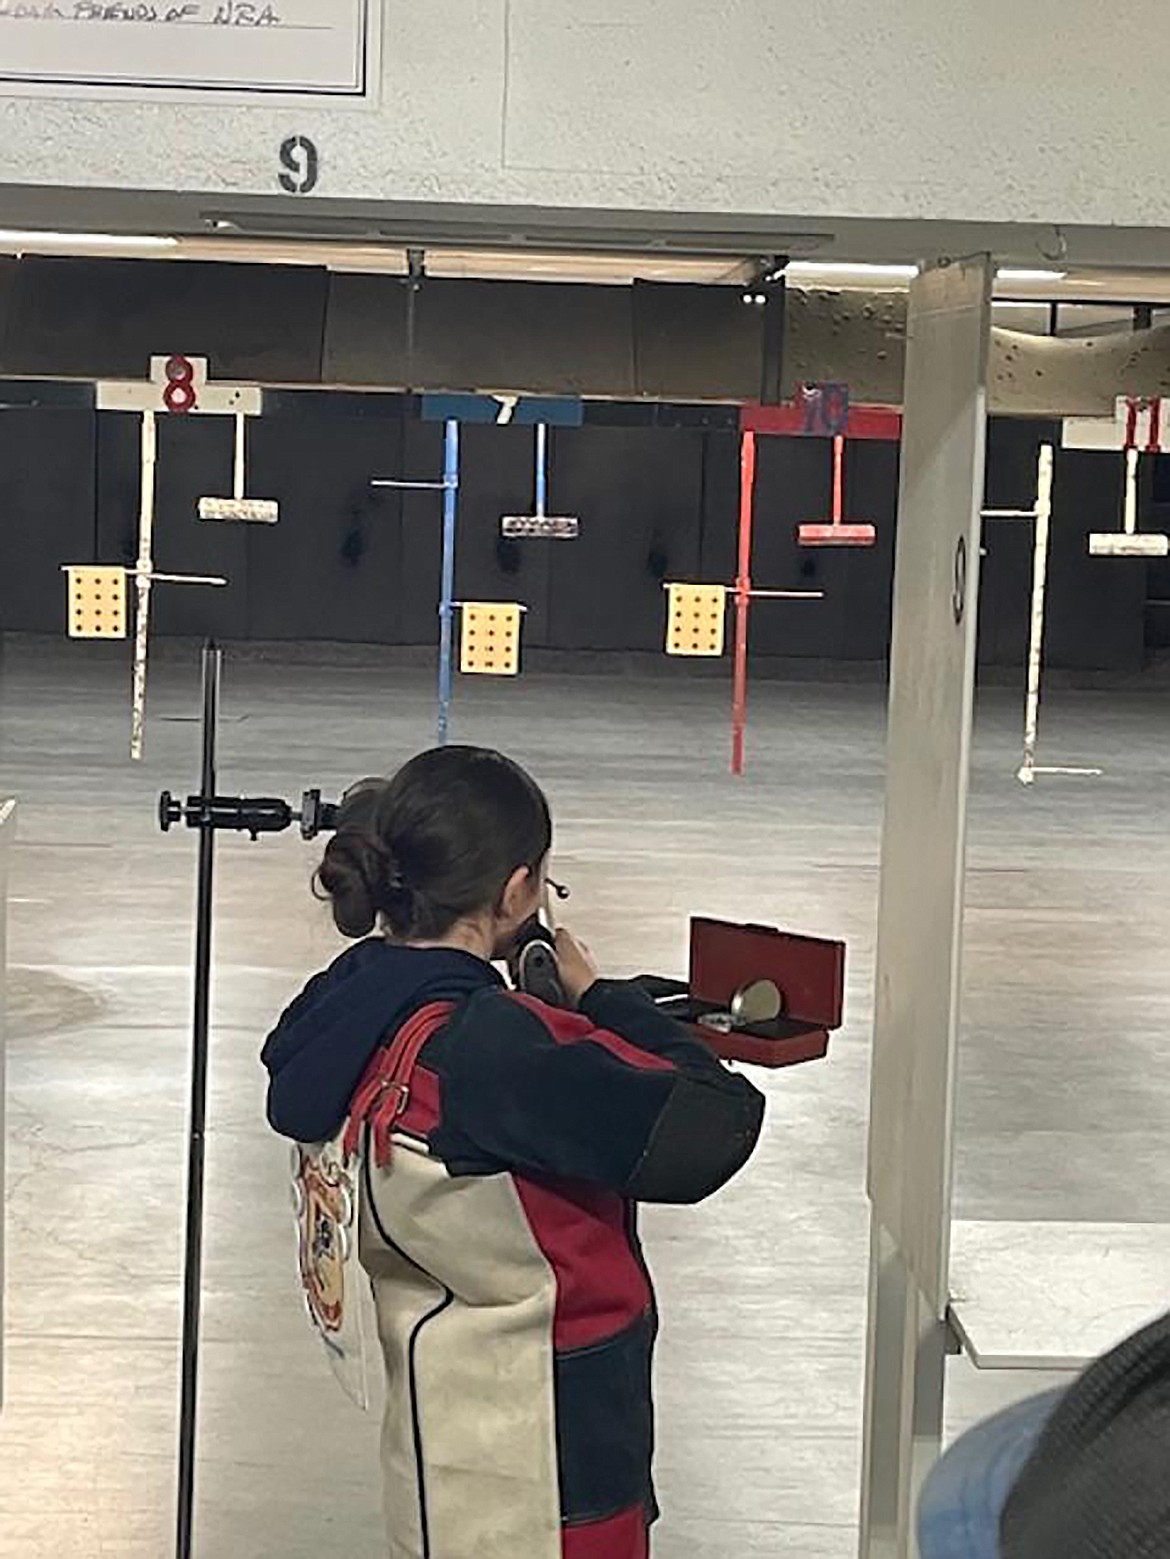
0, 643, 1168, 1558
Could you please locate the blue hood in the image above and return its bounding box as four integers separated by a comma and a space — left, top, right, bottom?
261, 939, 502, 1143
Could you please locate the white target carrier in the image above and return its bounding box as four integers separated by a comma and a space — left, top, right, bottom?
65, 356, 278, 759
1063, 394, 1170, 558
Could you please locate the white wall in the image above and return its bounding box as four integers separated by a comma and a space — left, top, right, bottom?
0, 0, 1168, 234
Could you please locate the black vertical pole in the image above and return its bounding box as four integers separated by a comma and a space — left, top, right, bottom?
176, 640, 220, 1559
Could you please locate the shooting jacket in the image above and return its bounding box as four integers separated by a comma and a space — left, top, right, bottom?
263, 941, 764, 1559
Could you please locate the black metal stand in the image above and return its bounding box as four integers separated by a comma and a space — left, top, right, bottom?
160, 641, 338, 1559
174, 642, 218, 1559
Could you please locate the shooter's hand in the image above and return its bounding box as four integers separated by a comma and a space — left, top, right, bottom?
554, 928, 600, 1007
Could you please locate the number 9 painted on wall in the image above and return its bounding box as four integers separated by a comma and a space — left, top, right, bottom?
278, 136, 320, 195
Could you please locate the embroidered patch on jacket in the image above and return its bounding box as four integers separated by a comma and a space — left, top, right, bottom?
291, 1142, 371, 1408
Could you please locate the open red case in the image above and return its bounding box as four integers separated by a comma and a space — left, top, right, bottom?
636, 916, 846, 1069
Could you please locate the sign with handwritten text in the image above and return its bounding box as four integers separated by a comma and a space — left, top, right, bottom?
0, 0, 377, 99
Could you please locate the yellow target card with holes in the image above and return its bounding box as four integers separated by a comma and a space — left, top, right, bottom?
460, 602, 523, 676
67, 567, 127, 640
666, 583, 727, 657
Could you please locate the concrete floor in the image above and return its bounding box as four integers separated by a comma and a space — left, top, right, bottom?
1, 639, 1167, 1558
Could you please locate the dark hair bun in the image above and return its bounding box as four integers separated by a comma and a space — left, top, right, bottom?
312, 779, 401, 938
315, 831, 387, 938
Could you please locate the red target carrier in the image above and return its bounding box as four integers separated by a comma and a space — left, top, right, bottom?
798, 434, 877, 547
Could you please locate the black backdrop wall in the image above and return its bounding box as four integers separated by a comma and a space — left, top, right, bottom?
0, 401, 1155, 671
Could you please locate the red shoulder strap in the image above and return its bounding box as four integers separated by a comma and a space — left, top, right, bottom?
343, 1000, 456, 1167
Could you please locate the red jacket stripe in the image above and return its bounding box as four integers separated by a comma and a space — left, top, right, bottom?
512, 1172, 652, 1351
564, 1506, 650, 1559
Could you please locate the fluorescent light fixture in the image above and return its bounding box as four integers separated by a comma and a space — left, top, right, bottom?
0, 229, 177, 251
786, 261, 920, 281
786, 262, 1068, 287
996, 268, 1067, 283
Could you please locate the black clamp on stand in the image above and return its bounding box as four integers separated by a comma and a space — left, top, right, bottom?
159, 788, 337, 842
159, 643, 338, 1559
